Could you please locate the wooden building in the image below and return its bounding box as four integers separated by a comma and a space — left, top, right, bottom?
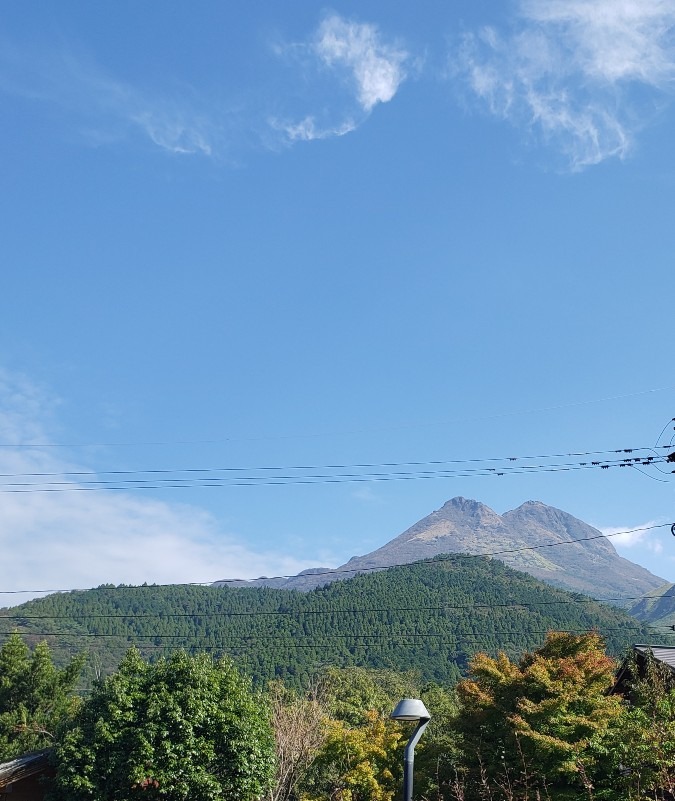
0, 751, 53, 801
612, 644, 675, 697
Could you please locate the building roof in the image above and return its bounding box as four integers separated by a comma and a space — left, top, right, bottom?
0, 751, 52, 790
611, 644, 675, 697
633, 645, 675, 671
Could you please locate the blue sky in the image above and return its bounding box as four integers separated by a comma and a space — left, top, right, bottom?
1, 0, 675, 602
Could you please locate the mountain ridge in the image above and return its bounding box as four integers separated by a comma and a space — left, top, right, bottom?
214, 497, 667, 601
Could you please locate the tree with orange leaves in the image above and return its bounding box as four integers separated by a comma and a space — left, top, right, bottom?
455, 632, 623, 800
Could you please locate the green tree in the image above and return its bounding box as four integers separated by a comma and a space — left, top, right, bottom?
297, 667, 415, 801
53, 648, 275, 801
0, 632, 84, 760
599, 650, 675, 800
319, 667, 419, 727
455, 632, 623, 800
414, 683, 462, 801
301, 710, 403, 801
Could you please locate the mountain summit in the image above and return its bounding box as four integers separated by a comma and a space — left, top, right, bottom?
214, 497, 667, 600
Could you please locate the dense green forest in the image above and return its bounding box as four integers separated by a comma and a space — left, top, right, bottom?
0, 555, 663, 689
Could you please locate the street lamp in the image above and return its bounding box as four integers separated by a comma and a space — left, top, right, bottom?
391, 699, 431, 801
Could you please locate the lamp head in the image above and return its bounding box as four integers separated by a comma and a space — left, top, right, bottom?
390, 698, 431, 722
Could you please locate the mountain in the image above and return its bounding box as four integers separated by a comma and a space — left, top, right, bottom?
0, 556, 660, 689
215, 497, 667, 601
628, 583, 675, 627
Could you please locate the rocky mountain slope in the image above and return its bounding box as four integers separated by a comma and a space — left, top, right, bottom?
628, 582, 675, 626
215, 497, 667, 601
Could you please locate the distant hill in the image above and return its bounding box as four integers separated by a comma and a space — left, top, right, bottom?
0, 555, 662, 689
628, 583, 675, 627
216, 497, 667, 602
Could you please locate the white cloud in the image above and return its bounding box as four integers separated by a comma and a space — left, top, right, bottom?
3, 16, 408, 158
601, 521, 663, 550
273, 14, 408, 145
522, 0, 675, 84
0, 372, 315, 606
313, 15, 408, 112
0, 468, 309, 596
457, 0, 675, 169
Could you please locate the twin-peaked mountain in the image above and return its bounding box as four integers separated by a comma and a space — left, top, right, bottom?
215, 497, 667, 601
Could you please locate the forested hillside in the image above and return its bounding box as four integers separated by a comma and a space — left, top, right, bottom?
629, 581, 675, 627
0, 555, 661, 688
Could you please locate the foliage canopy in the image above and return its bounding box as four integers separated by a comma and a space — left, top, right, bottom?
53, 648, 274, 801
456, 632, 624, 800
0, 632, 84, 760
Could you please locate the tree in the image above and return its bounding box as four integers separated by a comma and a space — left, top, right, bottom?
319, 667, 419, 727
455, 632, 623, 800
414, 683, 463, 801
301, 710, 403, 801
265, 681, 326, 801
297, 667, 414, 801
0, 632, 84, 760
600, 650, 675, 801
53, 648, 275, 801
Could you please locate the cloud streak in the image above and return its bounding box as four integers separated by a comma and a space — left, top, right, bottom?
457, 0, 675, 169
270, 115, 356, 143
1, 16, 408, 157
0, 38, 217, 157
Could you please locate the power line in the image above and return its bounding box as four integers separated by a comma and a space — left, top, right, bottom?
0, 598, 613, 620
70, 630, 674, 656
655, 418, 675, 446
0, 446, 663, 478
0, 625, 656, 643
0, 614, 649, 649
0, 447, 670, 493
3, 589, 675, 623
0, 455, 671, 493
0, 522, 669, 596
206, 522, 673, 586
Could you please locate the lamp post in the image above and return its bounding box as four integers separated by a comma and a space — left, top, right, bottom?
391, 698, 431, 801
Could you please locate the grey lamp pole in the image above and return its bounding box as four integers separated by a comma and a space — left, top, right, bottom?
391, 698, 431, 801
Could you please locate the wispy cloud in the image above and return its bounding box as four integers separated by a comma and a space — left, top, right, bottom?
0, 38, 217, 157
0, 368, 60, 446
270, 115, 356, 143
1, 17, 408, 157
0, 371, 315, 605
352, 486, 384, 505
273, 13, 408, 143
456, 0, 675, 169
125, 105, 214, 156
